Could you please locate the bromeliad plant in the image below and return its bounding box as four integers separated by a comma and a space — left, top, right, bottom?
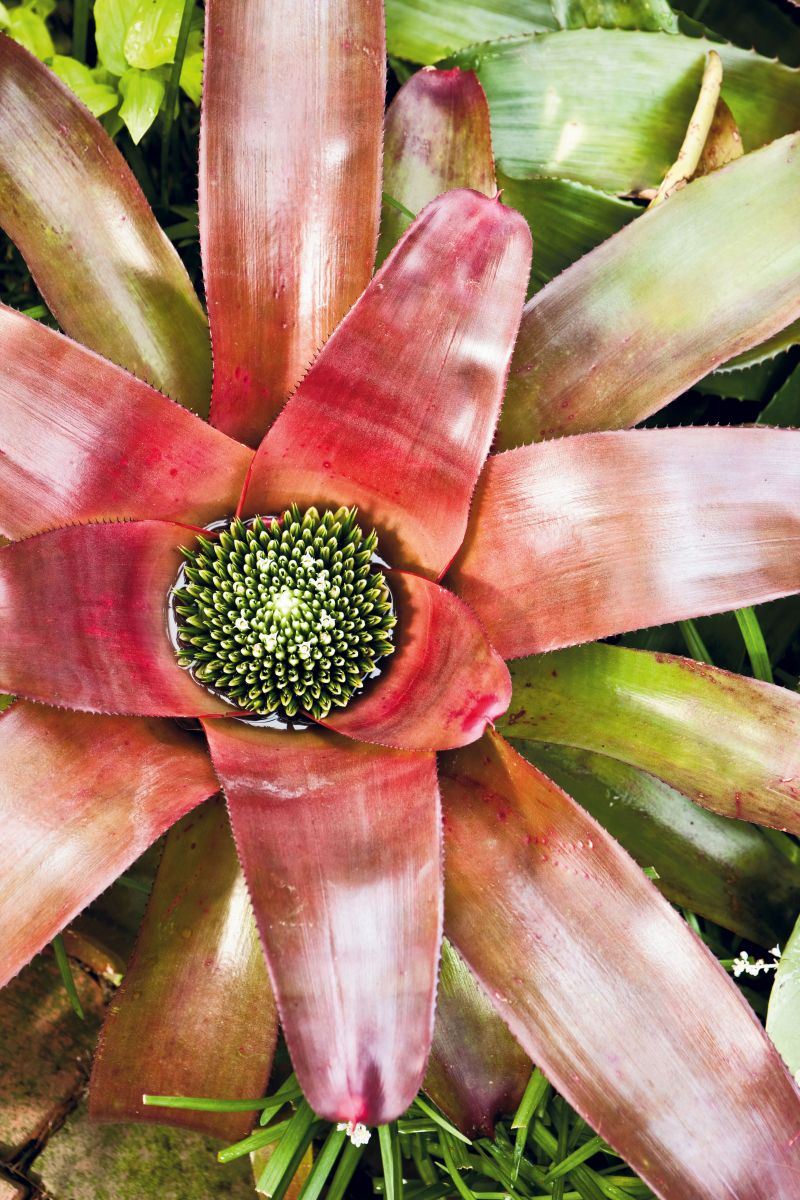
1, 3, 800, 1198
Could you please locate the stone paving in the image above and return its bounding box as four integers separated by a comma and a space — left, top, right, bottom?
0, 955, 255, 1199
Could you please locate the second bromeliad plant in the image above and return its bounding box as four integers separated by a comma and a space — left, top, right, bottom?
0, 3, 800, 1198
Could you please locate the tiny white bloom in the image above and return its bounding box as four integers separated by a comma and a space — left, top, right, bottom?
770, 945, 782, 959
301, 552, 315, 570
336, 1121, 371, 1147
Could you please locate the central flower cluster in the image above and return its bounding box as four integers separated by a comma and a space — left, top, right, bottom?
173, 505, 396, 720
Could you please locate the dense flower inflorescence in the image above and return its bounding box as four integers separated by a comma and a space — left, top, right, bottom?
172, 504, 396, 719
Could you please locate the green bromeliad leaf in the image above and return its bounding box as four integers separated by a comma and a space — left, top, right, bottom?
767, 912, 800, 1083
499, 134, 800, 444
553, 0, 678, 31
499, 644, 800, 834
759, 362, 800, 428
384, 0, 678, 64
517, 741, 800, 946
385, 0, 558, 65
447, 30, 800, 192
498, 171, 637, 293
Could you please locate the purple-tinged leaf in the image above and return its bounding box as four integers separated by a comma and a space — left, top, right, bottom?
200, 0, 384, 446
424, 938, 529, 1137
501, 643, 800, 834
90, 796, 276, 1141
0, 701, 216, 988
0, 304, 251, 540
378, 67, 496, 264
0, 34, 211, 413
325, 570, 510, 752
441, 731, 800, 1200
0, 521, 232, 717
449, 428, 800, 659
203, 720, 442, 1126
244, 189, 530, 577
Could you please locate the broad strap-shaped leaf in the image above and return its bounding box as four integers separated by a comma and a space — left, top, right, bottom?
500, 644, 800, 834
767, 911, 800, 1083
449, 31, 800, 192
449, 428, 800, 660
0, 34, 211, 413
0, 305, 251, 540
90, 796, 277, 1141
384, 0, 677, 63
498, 136, 800, 445
378, 67, 496, 265
203, 721, 443, 1126
326, 570, 510, 752
200, 0, 384, 446
518, 742, 800, 946
424, 938, 530, 1137
554, 0, 678, 30
0, 521, 232, 717
497, 172, 637, 295
244, 189, 530, 578
441, 731, 800, 1200
0, 700, 216, 988
385, 0, 557, 64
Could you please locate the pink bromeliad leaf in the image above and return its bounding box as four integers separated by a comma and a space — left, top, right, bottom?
0, 34, 211, 414
0, 522, 232, 716
441, 731, 800, 1200
243, 188, 531, 578
203, 720, 442, 1126
0, 701, 217, 988
0, 305, 250, 540
200, 0, 384, 446
423, 938, 530, 1138
325, 569, 510, 751
90, 796, 277, 1141
501, 643, 800, 834
450, 428, 800, 658
378, 66, 496, 264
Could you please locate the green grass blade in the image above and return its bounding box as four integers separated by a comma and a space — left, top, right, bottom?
217, 1120, 289, 1164
296, 1126, 347, 1200
52, 934, 84, 1020
256, 1101, 317, 1196
379, 1122, 404, 1200
678, 619, 714, 665
326, 1140, 368, 1200
143, 1094, 273, 1112
734, 606, 773, 683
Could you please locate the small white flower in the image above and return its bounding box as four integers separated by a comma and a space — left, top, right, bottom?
337, 1121, 371, 1147
770, 945, 783, 960
301, 552, 315, 570
731, 950, 779, 979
